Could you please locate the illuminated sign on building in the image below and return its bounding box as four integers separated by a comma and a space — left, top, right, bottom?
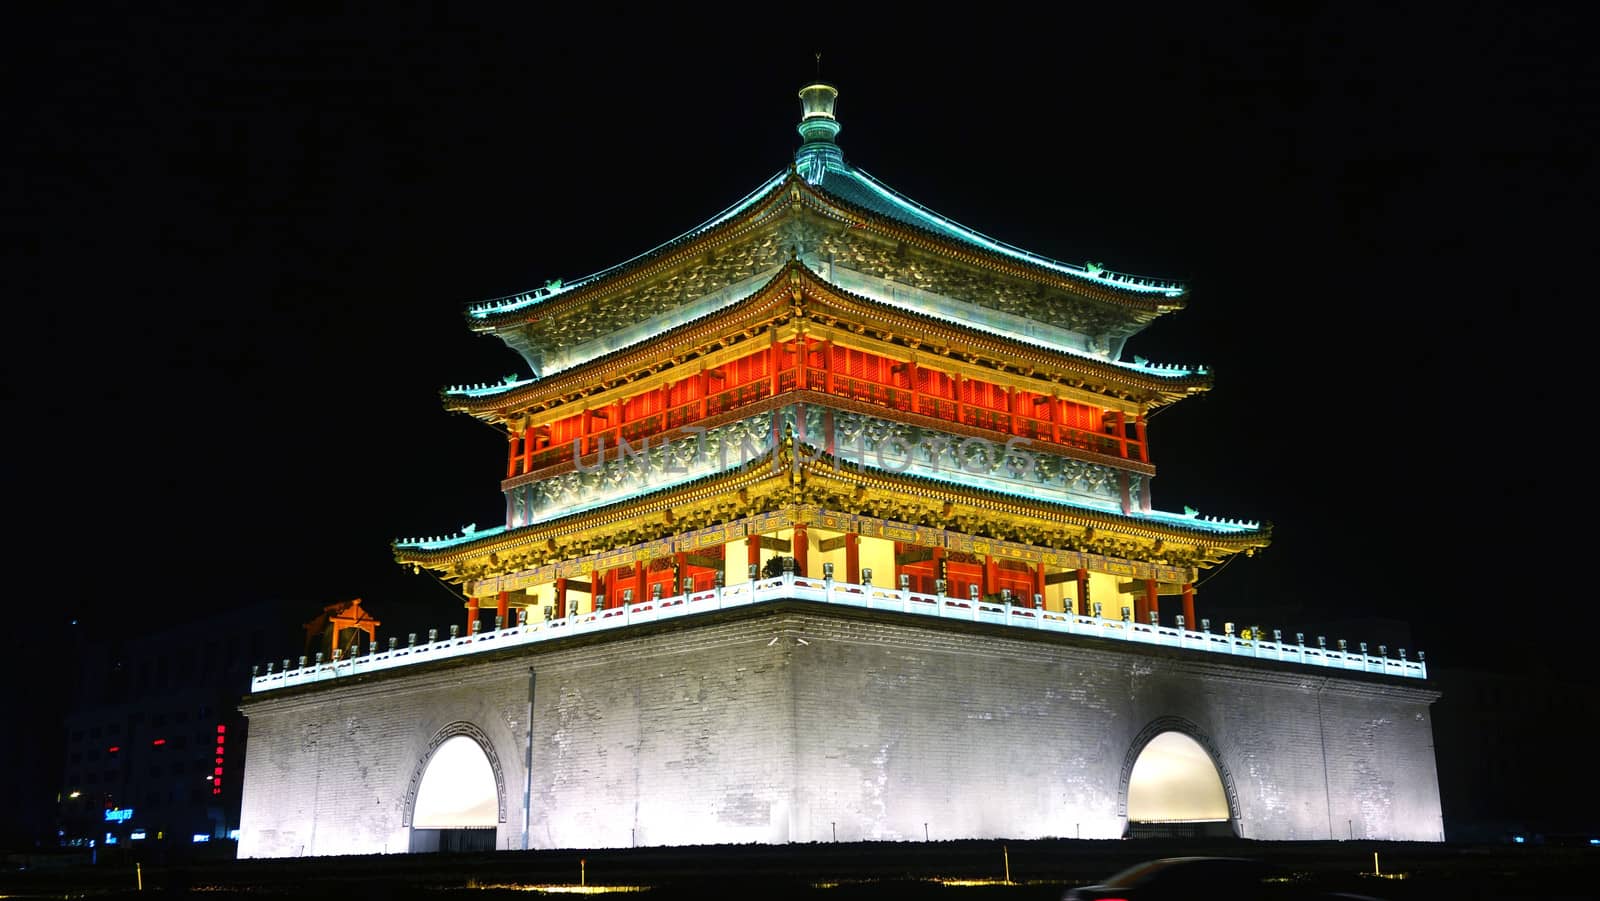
104, 808, 134, 823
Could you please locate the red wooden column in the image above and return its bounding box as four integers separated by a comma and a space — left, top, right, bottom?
1144, 578, 1159, 623
907, 358, 918, 414
506, 433, 521, 478
496, 591, 510, 629
984, 555, 999, 599
1134, 412, 1149, 462
845, 533, 859, 583
673, 551, 687, 593
524, 425, 535, 473
1115, 411, 1129, 458
1182, 583, 1197, 626
1076, 568, 1090, 616
633, 560, 645, 601
747, 533, 761, 578
769, 336, 781, 397
954, 372, 964, 425
932, 546, 945, 591
1035, 563, 1046, 608
591, 565, 601, 611
555, 578, 568, 617
466, 596, 480, 635
699, 367, 710, 419
1049, 393, 1061, 444
793, 525, 809, 577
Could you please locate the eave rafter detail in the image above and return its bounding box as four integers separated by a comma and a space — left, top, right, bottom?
395, 439, 1267, 585
468, 171, 1181, 337
448, 263, 1209, 427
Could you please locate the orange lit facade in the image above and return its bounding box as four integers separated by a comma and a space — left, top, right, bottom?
395, 84, 1269, 632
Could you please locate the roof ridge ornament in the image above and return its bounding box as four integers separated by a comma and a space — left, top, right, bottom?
795, 81, 842, 185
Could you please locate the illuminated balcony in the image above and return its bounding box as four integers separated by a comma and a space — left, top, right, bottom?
249, 575, 1425, 694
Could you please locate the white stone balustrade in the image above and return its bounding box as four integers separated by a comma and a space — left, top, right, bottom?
250, 574, 1426, 693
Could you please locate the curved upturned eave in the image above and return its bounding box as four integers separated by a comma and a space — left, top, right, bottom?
465, 170, 795, 331
467, 169, 1184, 335
792, 174, 1186, 315
445, 262, 1209, 421
392, 446, 1267, 571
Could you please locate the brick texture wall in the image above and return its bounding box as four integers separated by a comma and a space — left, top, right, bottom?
238, 603, 1441, 857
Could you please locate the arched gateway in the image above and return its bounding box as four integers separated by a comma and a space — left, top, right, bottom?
404, 722, 506, 852
1119, 718, 1239, 838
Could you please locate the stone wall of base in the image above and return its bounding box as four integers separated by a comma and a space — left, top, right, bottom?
238, 604, 1442, 857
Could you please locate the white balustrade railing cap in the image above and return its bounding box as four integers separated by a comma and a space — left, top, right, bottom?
250, 575, 1425, 693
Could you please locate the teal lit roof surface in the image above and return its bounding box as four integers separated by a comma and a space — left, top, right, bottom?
466, 86, 1183, 325
794, 141, 1183, 298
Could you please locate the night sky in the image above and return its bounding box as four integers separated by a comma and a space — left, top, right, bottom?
6, 4, 1594, 827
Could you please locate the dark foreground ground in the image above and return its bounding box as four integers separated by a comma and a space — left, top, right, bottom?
2, 839, 1596, 900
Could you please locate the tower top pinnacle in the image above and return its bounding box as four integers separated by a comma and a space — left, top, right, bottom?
796, 82, 840, 145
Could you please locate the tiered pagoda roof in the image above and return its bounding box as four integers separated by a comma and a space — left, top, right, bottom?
395, 83, 1268, 587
